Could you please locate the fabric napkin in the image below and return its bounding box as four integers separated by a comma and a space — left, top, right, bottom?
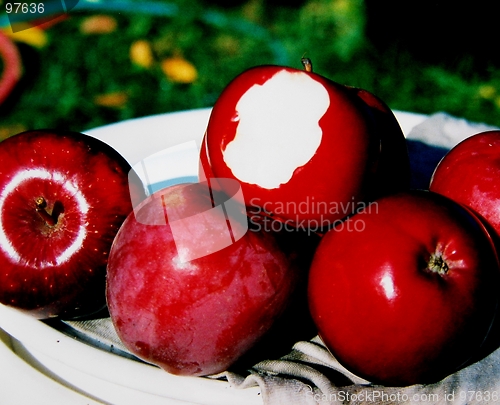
65, 112, 500, 405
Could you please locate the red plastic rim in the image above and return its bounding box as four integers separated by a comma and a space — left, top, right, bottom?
0, 31, 22, 105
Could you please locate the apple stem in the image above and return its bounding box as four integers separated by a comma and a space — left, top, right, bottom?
301, 57, 313, 73
35, 197, 57, 226
427, 253, 449, 276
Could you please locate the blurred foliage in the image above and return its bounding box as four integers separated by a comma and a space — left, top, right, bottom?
0, 0, 499, 137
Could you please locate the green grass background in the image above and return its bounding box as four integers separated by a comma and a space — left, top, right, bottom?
1, 0, 499, 138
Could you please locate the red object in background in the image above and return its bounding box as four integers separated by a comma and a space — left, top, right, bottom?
0, 31, 22, 105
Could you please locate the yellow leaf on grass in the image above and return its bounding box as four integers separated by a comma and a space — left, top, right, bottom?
80, 15, 117, 35
94, 92, 128, 108
130, 40, 154, 69
0, 124, 27, 140
2, 25, 48, 48
478, 85, 496, 100
161, 57, 198, 84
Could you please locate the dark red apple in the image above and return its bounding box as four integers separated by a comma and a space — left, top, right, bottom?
347, 86, 410, 198
106, 181, 300, 376
200, 60, 409, 228
430, 130, 500, 238
0, 130, 143, 319
308, 190, 500, 386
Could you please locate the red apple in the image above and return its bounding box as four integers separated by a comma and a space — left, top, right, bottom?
0, 130, 143, 319
430, 130, 500, 238
200, 60, 409, 228
106, 181, 300, 376
308, 190, 500, 386
347, 86, 410, 198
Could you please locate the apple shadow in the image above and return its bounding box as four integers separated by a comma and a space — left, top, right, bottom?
51, 200, 64, 223
406, 139, 449, 190
229, 280, 317, 373
228, 228, 320, 375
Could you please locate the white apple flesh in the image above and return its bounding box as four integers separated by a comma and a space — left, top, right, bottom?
222, 70, 330, 189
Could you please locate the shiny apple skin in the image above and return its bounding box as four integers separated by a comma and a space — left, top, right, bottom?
430, 131, 500, 237
0, 130, 140, 319
202, 65, 384, 226
308, 190, 500, 386
106, 182, 298, 376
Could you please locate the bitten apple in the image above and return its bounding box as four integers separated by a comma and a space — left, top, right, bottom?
200, 60, 409, 228
430, 130, 500, 237
0, 130, 142, 319
308, 190, 500, 386
106, 182, 300, 376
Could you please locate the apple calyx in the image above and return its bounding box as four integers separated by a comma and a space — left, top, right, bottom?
427, 253, 449, 276
35, 197, 58, 227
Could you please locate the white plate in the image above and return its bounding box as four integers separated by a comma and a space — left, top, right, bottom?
0, 108, 428, 405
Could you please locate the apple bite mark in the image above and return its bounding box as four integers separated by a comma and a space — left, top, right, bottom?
222, 69, 330, 189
